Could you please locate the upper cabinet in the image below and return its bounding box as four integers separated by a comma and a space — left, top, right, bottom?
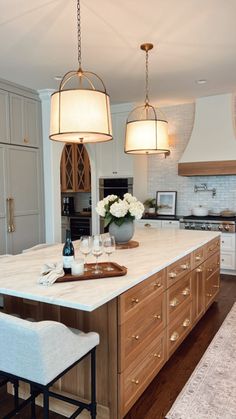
0, 89, 40, 148
10, 94, 40, 147
61, 143, 91, 192
96, 104, 134, 177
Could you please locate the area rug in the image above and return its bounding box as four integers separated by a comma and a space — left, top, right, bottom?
166, 303, 236, 419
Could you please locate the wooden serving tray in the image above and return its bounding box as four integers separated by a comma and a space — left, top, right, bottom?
56, 262, 127, 282
116, 240, 139, 249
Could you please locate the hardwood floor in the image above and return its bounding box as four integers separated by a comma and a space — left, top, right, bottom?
0, 275, 235, 419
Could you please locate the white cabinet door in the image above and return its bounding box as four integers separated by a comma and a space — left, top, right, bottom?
221, 233, 235, 251
10, 94, 40, 147
0, 90, 10, 143
221, 252, 235, 270
162, 220, 180, 229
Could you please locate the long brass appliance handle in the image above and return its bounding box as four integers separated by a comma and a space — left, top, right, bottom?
6, 198, 11, 233
8, 198, 15, 233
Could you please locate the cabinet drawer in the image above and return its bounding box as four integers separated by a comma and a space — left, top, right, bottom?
192, 245, 205, 268
167, 274, 192, 323
119, 330, 166, 416
119, 292, 166, 370
204, 237, 220, 259
167, 254, 191, 287
167, 302, 192, 357
135, 220, 162, 229
221, 252, 235, 270
221, 233, 235, 252
118, 269, 166, 324
205, 270, 220, 309
204, 251, 220, 279
162, 220, 179, 229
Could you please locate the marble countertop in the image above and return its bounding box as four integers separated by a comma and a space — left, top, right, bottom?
0, 229, 220, 312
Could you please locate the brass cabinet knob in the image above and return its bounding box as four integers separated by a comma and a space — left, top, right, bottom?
131, 298, 139, 304
182, 287, 190, 296
195, 255, 201, 261
213, 285, 219, 288
170, 297, 179, 307
182, 318, 190, 327
170, 331, 179, 342
132, 335, 140, 340
154, 314, 161, 320
144, 223, 151, 228
169, 272, 177, 278
154, 353, 161, 358
131, 379, 139, 385
180, 264, 189, 270
209, 246, 213, 251
206, 293, 212, 297
207, 268, 213, 273
196, 267, 202, 273
154, 282, 161, 288
24, 137, 29, 144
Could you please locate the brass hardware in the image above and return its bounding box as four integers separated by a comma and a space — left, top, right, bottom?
182, 318, 190, 327
144, 223, 151, 228
170, 297, 179, 307
141, 43, 154, 52
154, 314, 161, 320
169, 272, 177, 278
6, 197, 15, 233
154, 282, 161, 288
24, 137, 29, 144
207, 268, 213, 273
131, 298, 139, 304
195, 255, 201, 261
170, 331, 179, 342
196, 267, 202, 273
154, 353, 161, 358
213, 285, 219, 288
131, 379, 139, 385
217, 241, 220, 246
132, 335, 139, 340
206, 293, 212, 297
6, 198, 11, 233
182, 287, 190, 296
209, 246, 213, 251
217, 262, 220, 266
180, 264, 189, 270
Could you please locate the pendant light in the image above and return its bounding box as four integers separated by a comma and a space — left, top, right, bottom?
125, 43, 170, 155
49, 0, 112, 144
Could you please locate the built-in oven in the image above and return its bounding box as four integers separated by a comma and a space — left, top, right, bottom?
99, 177, 133, 232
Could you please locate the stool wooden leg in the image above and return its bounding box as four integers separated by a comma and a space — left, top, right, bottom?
43, 388, 49, 419
30, 384, 36, 419
90, 348, 97, 419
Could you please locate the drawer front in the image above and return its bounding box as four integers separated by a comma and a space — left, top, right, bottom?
120, 293, 166, 370
167, 254, 191, 287
204, 251, 220, 279
162, 220, 179, 229
204, 237, 220, 259
167, 274, 192, 323
221, 252, 235, 270
221, 233, 235, 252
135, 220, 162, 229
192, 245, 205, 268
120, 330, 166, 416
167, 303, 192, 357
118, 269, 166, 324
205, 270, 220, 308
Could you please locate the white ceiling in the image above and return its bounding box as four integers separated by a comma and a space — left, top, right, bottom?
1, 0, 236, 105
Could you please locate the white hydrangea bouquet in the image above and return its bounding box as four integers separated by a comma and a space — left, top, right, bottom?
96, 193, 144, 227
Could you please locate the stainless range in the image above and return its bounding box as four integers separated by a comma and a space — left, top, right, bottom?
179, 215, 236, 233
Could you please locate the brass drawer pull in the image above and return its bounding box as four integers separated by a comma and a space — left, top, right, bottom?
132, 335, 140, 340
154, 314, 161, 320
180, 264, 189, 270
170, 331, 179, 342
182, 287, 190, 296
195, 255, 201, 261
131, 298, 139, 304
207, 268, 213, 273
182, 318, 190, 327
170, 297, 179, 307
169, 272, 177, 278
213, 285, 219, 288
196, 267, 203, 273
154, 282, 161, 288
154, 353, 161, 358
131, 379, 139, 385
144, 223, 151, 228
206, 293, 212, 297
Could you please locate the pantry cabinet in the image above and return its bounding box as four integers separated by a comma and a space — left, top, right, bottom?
60, 143, 91, 192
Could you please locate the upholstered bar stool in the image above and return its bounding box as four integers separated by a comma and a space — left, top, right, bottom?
0, 312, 99, 418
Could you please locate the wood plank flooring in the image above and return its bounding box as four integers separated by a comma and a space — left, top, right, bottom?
0, 275, 235, 419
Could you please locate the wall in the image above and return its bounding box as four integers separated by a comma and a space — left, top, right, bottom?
148, 100, 236, 216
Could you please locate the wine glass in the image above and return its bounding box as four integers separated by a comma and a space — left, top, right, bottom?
80, 236, 93, 272
92, 235, 103, 274
103, 235, 116, 271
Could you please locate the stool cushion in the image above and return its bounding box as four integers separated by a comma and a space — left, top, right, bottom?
0, 313, 99, 386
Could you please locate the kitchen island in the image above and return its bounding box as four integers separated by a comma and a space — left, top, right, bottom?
0, 229, 221, 418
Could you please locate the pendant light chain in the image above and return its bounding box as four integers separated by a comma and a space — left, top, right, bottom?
145, 49, 149, 105
77, 0, 82, 68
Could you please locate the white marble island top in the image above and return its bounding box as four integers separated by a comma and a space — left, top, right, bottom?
0, 229, 220, 312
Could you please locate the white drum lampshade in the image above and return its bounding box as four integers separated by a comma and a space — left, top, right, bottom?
125, 118, 169, 154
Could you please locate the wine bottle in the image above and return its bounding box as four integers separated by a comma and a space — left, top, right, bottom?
62, 229, 74, 274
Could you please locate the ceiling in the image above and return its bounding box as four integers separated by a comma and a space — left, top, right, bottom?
1, 0, 236, 105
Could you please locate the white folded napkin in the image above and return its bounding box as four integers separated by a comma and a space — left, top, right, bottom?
38, 262, 64, 286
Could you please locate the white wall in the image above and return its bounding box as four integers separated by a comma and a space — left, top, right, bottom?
148, 99, 236, 215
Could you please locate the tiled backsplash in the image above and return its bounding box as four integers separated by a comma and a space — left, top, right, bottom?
148, 101, 236, 216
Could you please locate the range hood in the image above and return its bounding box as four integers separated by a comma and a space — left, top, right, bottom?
178, 94, 236, 176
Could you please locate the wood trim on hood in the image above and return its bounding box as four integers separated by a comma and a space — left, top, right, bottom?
178, 160, 236, 176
